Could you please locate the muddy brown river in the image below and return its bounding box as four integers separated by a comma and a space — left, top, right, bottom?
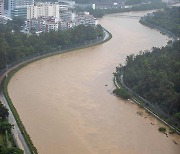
8, 11, 180, 154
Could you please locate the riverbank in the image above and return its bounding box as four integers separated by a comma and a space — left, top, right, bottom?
139, 7, 179, 40
114, 74, 180, 134
0, 28, 112, 154
7, 11, 180, 154
139, 17, 177, 40
76, 1, 167, 18
114, 9, 180, 133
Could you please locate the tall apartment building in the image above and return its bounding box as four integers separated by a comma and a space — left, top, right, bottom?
0, 0, 4, 16
27, 2, 59, 20
8, 0, 34, 18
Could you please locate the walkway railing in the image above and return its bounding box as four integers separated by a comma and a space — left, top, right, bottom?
115, 72, 180, 134
0, 36, 104, 77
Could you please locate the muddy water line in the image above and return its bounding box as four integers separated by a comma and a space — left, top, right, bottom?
8, 12, 180, 154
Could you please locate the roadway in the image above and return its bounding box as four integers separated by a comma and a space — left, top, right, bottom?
0, 28, 110, 154
0, 67, 31, 154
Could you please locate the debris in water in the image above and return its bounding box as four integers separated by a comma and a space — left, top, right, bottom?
137, 111, 143, 116
164, 133, 168, 137
172, 140, 178, 145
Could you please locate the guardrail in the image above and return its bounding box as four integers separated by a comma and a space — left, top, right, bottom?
0, 36, 104, 77
114, 73, 180, 134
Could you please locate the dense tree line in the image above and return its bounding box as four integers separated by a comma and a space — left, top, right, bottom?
144, 7, 180, 37
116, 41, 180, 123
0, 102, 23, 154
0, 18, 103, 70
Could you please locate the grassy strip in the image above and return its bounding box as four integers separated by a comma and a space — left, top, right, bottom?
1, 28, 112, 154
2, 75, 38, 154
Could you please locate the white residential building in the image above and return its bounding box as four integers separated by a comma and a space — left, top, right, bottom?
46, 22, 59, 32
27, 2, 59, 20
0, 0, 4, 16
59, 20, 75, 30
75, 12, 98, 26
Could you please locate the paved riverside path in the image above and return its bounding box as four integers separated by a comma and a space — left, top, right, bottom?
0, 92, 31, 154
0, 60, 32, 154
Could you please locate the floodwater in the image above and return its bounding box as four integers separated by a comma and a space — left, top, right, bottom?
8, 11, 180, 154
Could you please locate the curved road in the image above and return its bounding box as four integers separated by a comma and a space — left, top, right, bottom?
0, 91, 31, 154
0, 29, 109, 154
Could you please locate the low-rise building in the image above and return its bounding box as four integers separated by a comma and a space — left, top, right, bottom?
75, 12, 98, 26
0, 15, 12, 24
58, 20, 75, 30
27, 16, 60, 32
25, 1, 98, 34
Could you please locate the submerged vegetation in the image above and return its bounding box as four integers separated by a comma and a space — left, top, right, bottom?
158, 127, 167, 133
113, 88, 131, 99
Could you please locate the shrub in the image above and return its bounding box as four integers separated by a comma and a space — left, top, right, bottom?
113, 88, 131, 99
158, 127, 166, 133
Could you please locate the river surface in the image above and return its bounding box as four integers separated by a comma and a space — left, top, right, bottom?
8, 11, 180, 154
